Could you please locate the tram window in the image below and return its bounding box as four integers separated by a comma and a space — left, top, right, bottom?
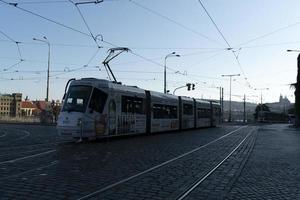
134, 98, 144, 114
153, 104, 177, 119
62, 85, 92, 113
89, 88, 108, 113
183, 104, 193, 115
121, 96, 145, 114
197, 108, 210, 118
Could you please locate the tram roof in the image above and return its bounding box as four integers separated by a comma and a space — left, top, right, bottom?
70, 78, 219, 105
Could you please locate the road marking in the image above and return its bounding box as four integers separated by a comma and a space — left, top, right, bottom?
0, 160, 59, 181
0, 130, 7, 138
77, 126, 247, 200
0, 140, 71, 152
0, 149, 56, 165
177, 127, 256, 200
0, 147, 53, 157
14, 130, 31, 141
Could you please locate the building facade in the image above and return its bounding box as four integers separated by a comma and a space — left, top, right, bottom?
0, 93, 22, 117
21, 101, 37, 116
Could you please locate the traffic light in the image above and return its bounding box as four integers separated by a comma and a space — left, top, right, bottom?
186, 83, 191, 91
192, 84, 195, 90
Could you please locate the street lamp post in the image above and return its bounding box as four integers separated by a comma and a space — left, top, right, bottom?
254, 88, 269, 122
33, 36, 50, 102
221, 74, 240, 122
164, 52, 180, 94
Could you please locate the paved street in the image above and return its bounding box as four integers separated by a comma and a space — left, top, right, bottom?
0, 123, 299, 199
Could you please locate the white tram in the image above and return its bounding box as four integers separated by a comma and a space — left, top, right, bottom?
57, 78, 221, 139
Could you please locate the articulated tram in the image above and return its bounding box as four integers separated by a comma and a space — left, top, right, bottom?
57, 78, 221, 139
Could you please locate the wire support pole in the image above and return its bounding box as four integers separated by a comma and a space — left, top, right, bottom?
221, 74, 240, 122
254, 87, 269, 122
33, 37, 50, 102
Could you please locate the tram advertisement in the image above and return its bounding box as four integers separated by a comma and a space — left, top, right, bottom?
117, 115, 146, 134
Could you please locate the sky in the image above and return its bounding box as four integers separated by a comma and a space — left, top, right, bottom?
0, 0, 299, 104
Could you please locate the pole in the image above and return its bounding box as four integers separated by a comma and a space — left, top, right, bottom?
296, 54, 300, 126
164, 57, 167, 94
221, 74, 240, 122
33, 37, 50, 102
221, 87, 224, 122
46, 43, 50, 102
173, 85, 187, 95
219, 87, 222, 123
163, 52, 180, 94
243, 94, 246, 123
260, 91, 263, 122
229, 76, 232, 122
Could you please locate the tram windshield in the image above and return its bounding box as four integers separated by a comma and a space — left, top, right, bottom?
62, 85, 92, 113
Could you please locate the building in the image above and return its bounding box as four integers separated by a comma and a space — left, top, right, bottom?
0, 93, 22, 117
266, 94, 292, 114
21, 101, 37, 116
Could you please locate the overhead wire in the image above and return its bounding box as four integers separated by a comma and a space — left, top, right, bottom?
0, 30, 23, 61
1, 0, 233, 91
1, 60, 23, 71
196, 0, 251, 88
0, 0, 185, 75
68, 0, 102, 48
128, 0, 224, 47
0, 0, 92, 37
237, 21, 300, 47
9, 0, 69, 4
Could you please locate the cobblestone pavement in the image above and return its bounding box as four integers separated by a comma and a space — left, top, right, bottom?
224, 124, 300, 200
0, 123, 299, 200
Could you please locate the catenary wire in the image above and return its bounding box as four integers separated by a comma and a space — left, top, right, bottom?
196, 0, 251, 88
128, 0, 224, 47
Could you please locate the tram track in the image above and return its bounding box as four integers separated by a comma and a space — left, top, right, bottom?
0, 147, 55, 161
0, 140, 72, 153
175, 128, 256, 200
77, 126, 249, 200
0, 160, 59, 181
0, 149, 56, 165
0, 128, 30, 141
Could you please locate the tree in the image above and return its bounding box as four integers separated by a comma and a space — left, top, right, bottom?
295, 55, 300, 126
290, 55, 300, 127
254, 103, 270, 120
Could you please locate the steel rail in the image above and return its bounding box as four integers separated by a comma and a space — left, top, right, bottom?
77, 126, 247, 200
176, 128, 256, 200
0, 149, 56, 165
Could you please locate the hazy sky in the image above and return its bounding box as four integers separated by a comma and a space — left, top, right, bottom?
0, 0, 299, 104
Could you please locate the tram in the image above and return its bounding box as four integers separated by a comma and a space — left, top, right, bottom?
57, 78, 221, 139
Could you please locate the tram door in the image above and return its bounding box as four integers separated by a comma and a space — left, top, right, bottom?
108, 100, 116, 135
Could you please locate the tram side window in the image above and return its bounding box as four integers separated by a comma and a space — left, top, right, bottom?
89, 88, 108, 113
197, 108, 210, 118
183, 104, 193, 115
121, 96, 145, 114
153, 104, 178, 119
